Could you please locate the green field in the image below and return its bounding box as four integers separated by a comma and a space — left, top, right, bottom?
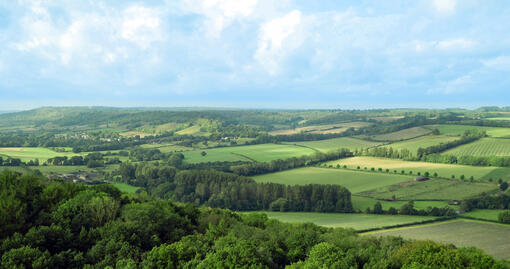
360, 178, 497, 201
256, 212, 437, 230
367, 220, 510, 260
381, 135, 458, 154
140, 143, 191, 153
487, 117, 510, 121
112, 183, 140, 193
253, 167, 414, 194
0, 147, 82, 162
431, 124, 510, 138
284, 137, 382, 153
364, 127, 431, 142
328, 156, 510, 181
175, 125, 210, 136
461, 209, 508, 222
352, 196, 456, 211
443, 138, 510, 157
183, 143, 316, 163
269, 122, 371, 135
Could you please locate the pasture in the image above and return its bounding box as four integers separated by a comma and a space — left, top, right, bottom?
351, 196, 456, 211
363, 126, 431, 142
360, 178, 497, 201
182, 143, 316, 163
328, 156, 510, 181
0, 147, 81, 162
431, 124, 510, 138
269, 122, 371, 135
284, 137, 382, 152
367, 220, 510, 260
257, 212, 437, 230
461, 209, 508, 222
175, 125, 210, 136
253, 167, 414, 194
112, 183, 140, 193
140, 143, 191, 153
380, 135, 458, 154
443, 138, 510, 157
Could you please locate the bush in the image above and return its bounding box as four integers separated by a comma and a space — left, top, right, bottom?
498, 211, 510, 224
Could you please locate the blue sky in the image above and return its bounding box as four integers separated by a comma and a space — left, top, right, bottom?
0, 0, 509, 110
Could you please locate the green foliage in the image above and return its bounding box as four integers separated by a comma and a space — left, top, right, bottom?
498, 211, 510, 224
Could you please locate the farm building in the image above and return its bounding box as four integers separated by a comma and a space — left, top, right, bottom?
415, 176, 429, 182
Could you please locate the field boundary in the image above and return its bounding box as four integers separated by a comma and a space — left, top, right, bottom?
230, 152, 257, 162
357, 216, 455, 233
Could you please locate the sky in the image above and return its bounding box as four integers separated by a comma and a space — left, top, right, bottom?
0, 0, 510, 110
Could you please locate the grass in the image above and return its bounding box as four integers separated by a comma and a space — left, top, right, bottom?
284, 137, 382, 153
364, 127, 431, 142
175, 125, 210, 136
380, 135, 458, 154
487, 117, 510, 121
269, 122, 371, 135
112, 183, 140, 193
367, 219, 510, 260
0, 147, 82, 162
461, 209, 508, 222
443, 138, 510, 157
430, 124, 510, 138
140, 143, 191, 153
351, 196, 457, 211
328, 156, 510, 181
253, 167, 414, 194
360, 178, 497, 201
183, 143, 316, 163
253, 212, 437, 230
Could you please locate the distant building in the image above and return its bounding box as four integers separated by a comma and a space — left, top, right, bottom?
415, 176, 429, 182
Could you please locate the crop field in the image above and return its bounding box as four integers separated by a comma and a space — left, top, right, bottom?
442, 138, 510, 157
367, 220, 510, 260
256, 212, 437, 230
430, 124, 510, 138
461, 209, 508, 222
253, 167, 414, 194
0, 147, 82, 162
328, 157, 510, 181
284, 137, 382, 153
182, 143, 316, 163
269, 122, 371, 135
380, 135, 458, 154
360, 178, 497, 201
351, 196, 456, 211
364, 127, 431, 142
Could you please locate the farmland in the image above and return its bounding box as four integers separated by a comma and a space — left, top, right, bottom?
256, 212, 437, 230
182, 143, 316, 163
367, 220, 510, 260
431, 124, 510, 138
253, 167, 414, 193
0, 147, 81, 162
378, 135, 458, 154
112, 183, 140, 193
359, 178, 497, 201
351, 196, 456, 211
461, 209, 508, 222
362, 126, 431, 142
269, 121, 371, 135
328, 156, 510, 181
443, 138, 510, 157
284, 137, 382, 152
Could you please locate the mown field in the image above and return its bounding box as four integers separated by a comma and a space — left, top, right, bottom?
367, 220, 510, 260
253, 167, 414, 194
284, 137, 382, 153
431, 124, 510, 138
461, 209, 508, 222
182, 143, 316, 163
362, 126, 432, 142
359, 178, 497, 201
257, 212, 437, 230
328, 156, 510, 181
0, 147, 82, 162
443, 138, 510, 157
380, 135, 458, 154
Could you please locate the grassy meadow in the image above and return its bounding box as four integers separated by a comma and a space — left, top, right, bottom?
112, 183, 140, 193
256, 212, 437, 230
0, 147, 81, 162
284, 137, 382, 152
379, 135, 458, 154
431, 124, 510, 138
328, 156, 510, 181
351, 196, 456, 211
367, 220, 510, 260
182, 143, 316, 163
253, 167, 414, 194
442, 138, 510, 157
461, 209, 508, 222
364, 127, 431, 142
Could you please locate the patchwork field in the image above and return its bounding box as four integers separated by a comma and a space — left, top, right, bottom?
380, 135, 458, 154
363, 127, 432, 142
0, 147, 81, 162
284, 137, 382, 153
461, 209, 508, 222
359, 178, 497, 201
367, 220, 510, 260
328, 156, 510, 181
182, 143, 316, 163
351, 196, 456, 211
269, 122, 371, 135
430, 124, 510, 138
253, 167, 414, 193
443, 138, 510, 157
257, 212, 437, 230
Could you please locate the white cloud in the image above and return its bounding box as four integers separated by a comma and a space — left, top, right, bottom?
121, 6, 163, 49
437, 38, 474, 50
412, 38, 475, 53
432, 0, 456, 14
482, 56, 510, 71
254, 10, 302, 75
